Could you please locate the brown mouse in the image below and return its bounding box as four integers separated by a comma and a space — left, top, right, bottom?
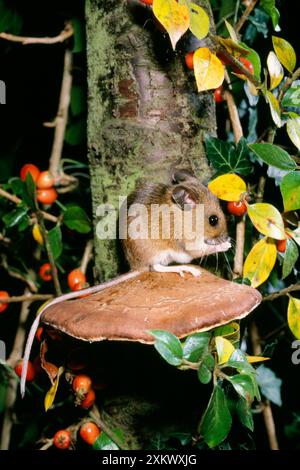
20, 169, 230, 396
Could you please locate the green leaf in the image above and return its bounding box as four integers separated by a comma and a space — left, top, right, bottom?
249, 143, 296, 170
236, 397, 254, 431
182, 332, 210, 362
0, 381, 7, 414
0, 1, 22, 35
71, 85, 86, 117
280, 171, 300, 211
3, 207, 28, 229
65, 119, 85, 146
22, 172, 37, 210
239, 42, 261, 80
226, 349, 255, 374
93, 432, 119, 450
7, 177, 24, 197
72, 17, 85, 53
287, 118, 300, 150
198, 353, 214, 384
48, 225, 63, 260
149, 330, 183, 366
256, 365, 282, 406
227, 374, 255, 401
282, 84, 300, 108
272, 36, 296, 74
260, 0, 280, 28
205, 137, 252, 176
63, 205, 91, 233
200, 385, 232, 448
282, 238, 299, 279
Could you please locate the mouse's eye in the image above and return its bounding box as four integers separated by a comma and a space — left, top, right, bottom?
209, 215, 219, 227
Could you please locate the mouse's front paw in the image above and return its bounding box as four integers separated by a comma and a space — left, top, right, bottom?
183, 266, 201, 277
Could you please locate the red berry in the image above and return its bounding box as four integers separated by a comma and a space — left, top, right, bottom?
20, 164, 40, 182
185, 51, 194, 70
53, 430, 71, 450
232, 57, 254, 74
214, 86, 223, 103
14, 359, 36, 382
80, 388, 96, 409
80, 422, 101, 445
227, 201, 247, 216
277, 239, 287, 253
36, 327, 44, 342
37, 188, 58, 205
72, 374, 92, 397
0, 291, 9, 313
39, 263, 53, 282
68, 269, 86, 290
139, 0, 153, 4
36, 171, 55, 189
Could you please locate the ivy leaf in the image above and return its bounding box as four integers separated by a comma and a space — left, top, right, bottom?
282, 238, 299, 279
188, 2, 209, 41
63, 205, 91, 233
243, 237, 277, 288
208, 174, 246, 202
280, 171, 300, 211
148, 330, 183, 366
200, 385, 232, 448
248, 143, 296, 170
236, 397, 254, 431
194, 48, 224, 92
48, 226, 63, 260
93, 432, 119, 450
287, 296, 300, 339
260, 0, 280, 28
205, 137, 252, 176
247, 203, 285, 239
3, 207, 28, 229
272, 36, 296, 74
182, 332, 210, 362
153, 0, 190, 50
256, 365, 282, 406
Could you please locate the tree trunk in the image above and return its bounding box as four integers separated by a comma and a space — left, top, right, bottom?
86, 0, 217, 281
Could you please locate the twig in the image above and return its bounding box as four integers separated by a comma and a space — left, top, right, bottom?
0, 294, 52, 304
1, 255, 38, 293
0, 290, 32, 450
250, 322, 279, 450
223, 90, 243, 142
256, 176, 266, 203
48, 48, 73, 181
0, 233, 10, 244
0, 188, 58, 224
0, 23, 73, 46
37, 213, 62, 296
80, 240, 93, 274
90, 406, 130, 450
278, 67, 300, 104
235, 0, 258, 33
263, 283, 300, 302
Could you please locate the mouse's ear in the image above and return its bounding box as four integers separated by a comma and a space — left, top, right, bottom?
172, 185, 197, 210
172, 169, 195, 184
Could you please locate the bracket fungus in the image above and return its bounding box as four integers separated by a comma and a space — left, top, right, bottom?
41, 269, 262, 343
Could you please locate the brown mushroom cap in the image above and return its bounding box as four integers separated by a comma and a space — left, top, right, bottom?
42, 269, 261, 343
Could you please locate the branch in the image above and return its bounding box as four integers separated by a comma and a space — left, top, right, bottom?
0, 188, 58, 224
263, 283, 300, 302
48, 48, 73, 181
0, 294, 52, 304
235, 0, 258, 33
1, 256, 38, 293
278, 67, 300, 104
250, 322, 279, 450
0, 23, 73, 45
0, 290, 32, 450
80, 240, 93, 274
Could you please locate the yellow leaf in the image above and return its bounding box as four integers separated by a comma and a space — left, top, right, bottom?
44, 366, 64, 412
193, 48, 224, 92
247, 203, 285, 239
224, 20, 238, 43
272, 36, 296, 74
216, 37, 249, 56
287, 296, 300, 339
246, 355, 270, 363
215, 336, 235, 365
32, 223, 43, 245
208, 174, 246, 202
153, 0, 190, 50
243, 237, 277, 288
266, 90, 283, 128
287, 118, 300, 151
188, 2, 209, 41
267, 51, 284, 90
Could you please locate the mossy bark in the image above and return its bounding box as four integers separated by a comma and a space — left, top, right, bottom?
86, 0, 217, 281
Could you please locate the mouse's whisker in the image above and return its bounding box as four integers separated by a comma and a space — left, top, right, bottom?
223, 252, 234, 278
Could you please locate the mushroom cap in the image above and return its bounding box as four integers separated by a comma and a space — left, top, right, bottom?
42, 269, 262, 343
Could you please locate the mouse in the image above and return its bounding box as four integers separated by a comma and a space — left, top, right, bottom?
20, 169, 230, 397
